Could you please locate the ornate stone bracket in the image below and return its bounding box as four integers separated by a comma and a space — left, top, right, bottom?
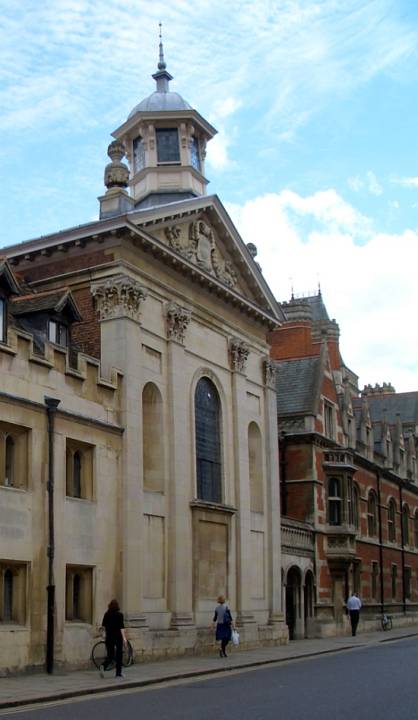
229, 337, 250, 373
92, 275, 147, 322
263, 358, 277, 388
166, 302, 191, 344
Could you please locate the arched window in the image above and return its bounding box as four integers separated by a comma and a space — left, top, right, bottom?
352, 484, 360, 529
3, 569, 13, 622
73, 574, 81, 620
248, 422, 263, 512
402, 504, 410, 546
367, 490, 378, 537
142, 383, 164, 492
195, 378, 222, 503
388, 499, 397, 543
73, 451, 81, 498
5, 435, 14, 487
414, 511, 418, 549
328, 477, 342, 526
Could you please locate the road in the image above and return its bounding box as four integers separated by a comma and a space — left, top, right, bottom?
2, 636, 417, 720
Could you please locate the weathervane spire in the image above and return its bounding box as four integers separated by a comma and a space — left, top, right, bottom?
152, 22, 173, 92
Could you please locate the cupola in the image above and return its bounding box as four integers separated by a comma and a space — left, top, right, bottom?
99, 27, 217, 218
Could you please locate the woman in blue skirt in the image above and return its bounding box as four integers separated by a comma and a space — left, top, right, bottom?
213, 594, 233, 657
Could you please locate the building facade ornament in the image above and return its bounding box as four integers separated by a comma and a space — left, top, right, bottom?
104, 140, 129, 191
165, 301, 191, 343
229, 337, 250, 372
92, 275, 147, 322
263, 358, 277, 388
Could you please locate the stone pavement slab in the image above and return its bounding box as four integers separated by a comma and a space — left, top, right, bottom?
0, 627, 417, 711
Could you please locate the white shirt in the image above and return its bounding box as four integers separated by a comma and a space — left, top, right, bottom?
347, 595, 362, 611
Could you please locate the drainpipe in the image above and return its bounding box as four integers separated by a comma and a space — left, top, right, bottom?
376, 472, 384, 615
45, 396, 61, 674
279, 432, 287, 516
398, 481, 407, 614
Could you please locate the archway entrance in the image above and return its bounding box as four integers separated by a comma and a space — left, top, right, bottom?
285, 567, 302, 640
304, 570, 315, 638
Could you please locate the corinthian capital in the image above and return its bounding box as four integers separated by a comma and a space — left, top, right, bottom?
166, 302, 191, 344
91, 275, 147, 322
263, 358, 277, 388
229, 337, 250, 373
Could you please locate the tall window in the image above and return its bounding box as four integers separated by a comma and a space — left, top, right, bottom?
405, 567, 411, 600
402, 504, 410, 546
388, 499, 397, 543
328, 477, 342, 526
48, 319, 68, 347
156, 128, 180, 163
324, 402, 334, 439
3, 570, 13, 622
367, 490, 378, 537
348, 480, 359, 528
133, 135, 145, 172
4, 435, 14, 487
195, 378, 222, 503
66, 440, 93, 499
65, 566, 93, 623
0, 424, 28, 490
0, 563, 26, 624
190, 136, 201, 171
0, 297, 5, 343
352, 484, 360, 529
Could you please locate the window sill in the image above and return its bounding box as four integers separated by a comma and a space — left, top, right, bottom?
0, 484, 27, 493
65, 495, 95, 503
190, 499, 237, 514
0, 624, 28, 631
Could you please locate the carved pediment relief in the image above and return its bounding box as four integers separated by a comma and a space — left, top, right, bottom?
163, 218, 238, 289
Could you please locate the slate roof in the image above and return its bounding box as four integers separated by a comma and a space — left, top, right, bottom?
305, 293, 330, 322
275, 356, 321, 416
11, 290, 81, 320
353, 393, 418, 427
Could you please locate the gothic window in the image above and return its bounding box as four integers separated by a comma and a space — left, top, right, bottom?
66, 440, 94, 499
195, 377, 222, 503
4, 435, 14, 487
248, 422, 263, 513
414, 511, 418, 548
367, 490, 378, 537
156, 128, 180, 163
142, 383, 164, 492
190, 136, 201, 171
324, 402, 335, 440
402, 504, 410, 546
65, 566, 93, 623
133, 135, 145, 173
405, 566, 411, 600
0, 562, 26, 624
0, 424, 28, 489
48, 319, 68, 347
328, 477, 342, 526
0, 297, 6, 343
388, 499, 397, 543
349, 483, 360, 529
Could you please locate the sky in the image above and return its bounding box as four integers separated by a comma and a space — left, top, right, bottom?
0, 0, 417, 392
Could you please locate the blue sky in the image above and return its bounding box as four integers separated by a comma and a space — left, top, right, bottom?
0, 0, 417, 391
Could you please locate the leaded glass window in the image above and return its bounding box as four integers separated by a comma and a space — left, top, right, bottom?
156, 128, 180, 163
195, 378, 222, 503
190, 136, 201, 171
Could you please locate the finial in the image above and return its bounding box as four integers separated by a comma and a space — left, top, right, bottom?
158, 22, 166, 70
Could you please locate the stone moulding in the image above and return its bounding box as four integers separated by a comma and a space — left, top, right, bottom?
92, 275, 147, 322
229, 336, 250, 373
165, 301, 191, 344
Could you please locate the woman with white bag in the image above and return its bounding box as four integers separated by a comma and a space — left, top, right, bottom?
213, 595, 235, 657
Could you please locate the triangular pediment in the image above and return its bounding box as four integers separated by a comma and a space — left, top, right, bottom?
130, 195, 283, 322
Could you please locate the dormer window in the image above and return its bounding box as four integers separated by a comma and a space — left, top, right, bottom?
191, 136, 201, 171
0, 297, 5, 343
133, 135, 145, 173
48, 319, 68, 347
156, 128, 180, 163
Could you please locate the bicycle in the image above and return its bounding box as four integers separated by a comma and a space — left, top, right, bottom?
91, 639, 134, 670
381, 613, 393, 631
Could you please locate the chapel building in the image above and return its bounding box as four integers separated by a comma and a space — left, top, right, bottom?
0, 40, 287, 672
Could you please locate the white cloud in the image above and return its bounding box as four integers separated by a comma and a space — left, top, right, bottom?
394, 176, 418, 187
226, 190, 418, 393
366, 171, 383, 196
347, 172, 382, 196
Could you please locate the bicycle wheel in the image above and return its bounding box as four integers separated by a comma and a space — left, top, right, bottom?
385, 616, 393, 631
91, 641, 111, 669
122, 640, 134, 667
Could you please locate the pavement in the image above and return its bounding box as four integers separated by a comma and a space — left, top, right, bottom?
0, 626, 417, 711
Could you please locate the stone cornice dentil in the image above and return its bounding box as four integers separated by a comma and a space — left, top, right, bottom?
91, 275, 147, 322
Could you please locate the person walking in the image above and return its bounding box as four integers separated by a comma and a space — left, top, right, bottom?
213, 595, 233, 657
346, 592, 362, 636
99, 598, 128, 679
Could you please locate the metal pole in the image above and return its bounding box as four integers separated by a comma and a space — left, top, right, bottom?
45, 396, 61, 674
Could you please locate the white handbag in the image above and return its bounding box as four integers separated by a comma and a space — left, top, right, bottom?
232, 629, 240, 645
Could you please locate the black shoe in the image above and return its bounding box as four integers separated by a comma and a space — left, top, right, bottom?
219, 649, 223, 657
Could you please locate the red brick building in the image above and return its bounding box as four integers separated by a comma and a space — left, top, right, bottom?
272, 293, 418, 638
